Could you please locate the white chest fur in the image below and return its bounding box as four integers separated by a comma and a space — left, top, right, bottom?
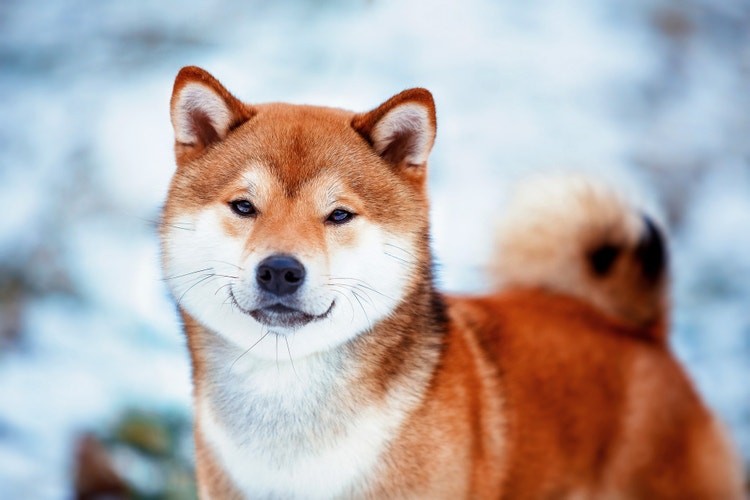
198, 352, 410, 499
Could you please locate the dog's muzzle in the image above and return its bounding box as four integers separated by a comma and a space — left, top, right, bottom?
228, 254, 334, 329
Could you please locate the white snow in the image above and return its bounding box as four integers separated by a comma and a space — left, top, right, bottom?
1, 0, 748, 496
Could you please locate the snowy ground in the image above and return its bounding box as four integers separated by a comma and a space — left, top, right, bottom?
1, 0, 748, 497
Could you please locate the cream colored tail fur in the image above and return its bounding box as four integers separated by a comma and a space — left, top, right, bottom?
492, 176, 668, 333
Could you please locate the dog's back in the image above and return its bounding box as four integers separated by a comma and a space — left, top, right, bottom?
450, 292, 742, 498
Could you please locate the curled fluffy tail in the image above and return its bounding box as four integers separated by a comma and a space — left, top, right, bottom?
492, 176, 668, 336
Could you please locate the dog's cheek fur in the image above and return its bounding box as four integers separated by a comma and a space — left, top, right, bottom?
325, 222, 419, 325
161, 206, 246, 324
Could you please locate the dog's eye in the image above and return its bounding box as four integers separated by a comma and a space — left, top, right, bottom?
229, 200, 257, 217
326, 209, 355, 225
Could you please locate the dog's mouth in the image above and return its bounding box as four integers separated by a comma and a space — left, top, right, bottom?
230, 291, 334, 329
250, 302, 335, 329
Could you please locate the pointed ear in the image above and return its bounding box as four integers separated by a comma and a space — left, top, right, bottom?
170, 66, 255, 165
351, 88, 437, 176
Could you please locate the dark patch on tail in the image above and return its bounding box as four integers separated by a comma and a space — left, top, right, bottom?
589, 245, 622, 277
635, 215, 666, 283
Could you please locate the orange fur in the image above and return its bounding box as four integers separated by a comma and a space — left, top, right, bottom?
160, 66, 744, 499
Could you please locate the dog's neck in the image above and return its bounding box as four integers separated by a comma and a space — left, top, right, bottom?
182, 276, 447, 443
180, 279, 447, 497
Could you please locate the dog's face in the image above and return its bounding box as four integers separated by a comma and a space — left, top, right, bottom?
161, 67, 437, 360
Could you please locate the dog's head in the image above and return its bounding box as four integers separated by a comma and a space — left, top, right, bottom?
161, 66, 437, 360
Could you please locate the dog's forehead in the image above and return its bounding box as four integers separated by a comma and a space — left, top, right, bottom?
243, 103, 362, 160
237, 164, 351, 208
233, 103, 382, 196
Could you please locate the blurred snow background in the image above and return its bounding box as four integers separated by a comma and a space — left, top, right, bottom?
0, 0, 748, 497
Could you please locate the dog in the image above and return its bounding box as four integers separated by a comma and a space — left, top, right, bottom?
160, 66, 744, 499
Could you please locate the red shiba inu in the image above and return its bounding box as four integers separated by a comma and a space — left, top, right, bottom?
160, 66, 744, 499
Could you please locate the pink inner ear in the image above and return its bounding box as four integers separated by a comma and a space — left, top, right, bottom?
379, 128, 420, 166
188, 108, 221, 148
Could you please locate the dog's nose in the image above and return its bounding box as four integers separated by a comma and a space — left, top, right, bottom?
256, 255, 306, 296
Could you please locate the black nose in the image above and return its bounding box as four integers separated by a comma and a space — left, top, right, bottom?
256, 255, 306, 296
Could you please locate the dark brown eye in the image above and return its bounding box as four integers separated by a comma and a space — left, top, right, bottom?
230, 200, 257, 217
326, 209, 355, 225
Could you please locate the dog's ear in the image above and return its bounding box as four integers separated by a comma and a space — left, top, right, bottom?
170, 66, 255, 166
352, 88, 437, 180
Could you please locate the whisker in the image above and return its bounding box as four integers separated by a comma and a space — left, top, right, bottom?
220, 284, 239, 309
146, 216, 196, 232
351, 288, 375, 308
229, 327, 271, 374
351, 290, 373, 331
211, 273, 240, 280
327, 277, 395, 301
326, 286, 357, 323
162, 267, 213, 282
221, 294, 235, 308
284, 336, 300, 381
276, 334, 280, 372
384, 251, 411, 265
207, 260, 244, 272
177, 274, 220, 305
164, 223, 196, 232
177, 273, 237, 306
136, 216, 193, 232
384, 242, 417, 260
215, 282, 234, 297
